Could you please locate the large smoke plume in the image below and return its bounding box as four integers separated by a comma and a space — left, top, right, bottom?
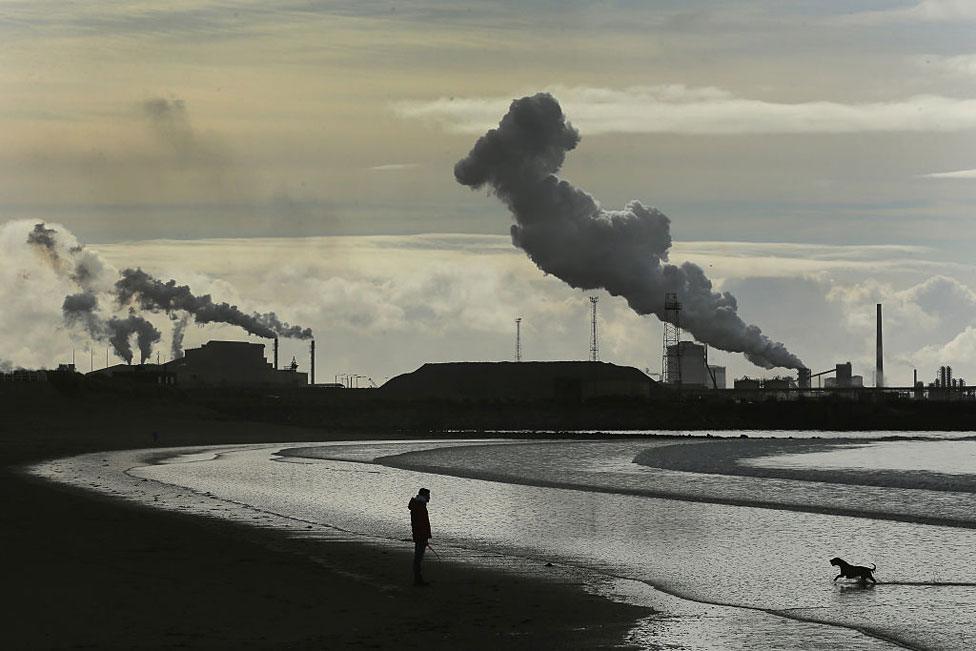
29, 222, 312, 364
455, 93, 803, 369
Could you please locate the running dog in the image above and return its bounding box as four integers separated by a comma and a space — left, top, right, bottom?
830, 557, 877, 584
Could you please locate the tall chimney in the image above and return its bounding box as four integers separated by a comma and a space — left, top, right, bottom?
310, 340, 315, 386
273, 337, 279, 370
876, 303, 884, 388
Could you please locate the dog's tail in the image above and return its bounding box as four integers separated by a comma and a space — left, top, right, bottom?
869, 563, 877, 571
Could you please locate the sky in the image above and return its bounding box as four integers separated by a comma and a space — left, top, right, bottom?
3, 0, 976, 386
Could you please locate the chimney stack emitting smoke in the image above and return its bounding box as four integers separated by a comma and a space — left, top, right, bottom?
27, 222, 312, 364
876, 303, 884, 389
454, 93, 803, 370
310, 340, 315, 385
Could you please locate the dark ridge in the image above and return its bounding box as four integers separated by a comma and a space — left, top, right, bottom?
378, 361, 656, 402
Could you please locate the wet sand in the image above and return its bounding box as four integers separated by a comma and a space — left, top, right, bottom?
0, 394, 650, 649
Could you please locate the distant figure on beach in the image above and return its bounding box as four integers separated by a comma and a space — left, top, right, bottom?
408, 488, 432, 586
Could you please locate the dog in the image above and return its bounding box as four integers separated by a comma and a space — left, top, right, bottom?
830, 557, 877, 584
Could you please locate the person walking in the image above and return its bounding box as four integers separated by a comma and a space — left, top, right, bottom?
408, 488, 432, 586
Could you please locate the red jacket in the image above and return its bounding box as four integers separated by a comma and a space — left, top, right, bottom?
408, 497, 431, 542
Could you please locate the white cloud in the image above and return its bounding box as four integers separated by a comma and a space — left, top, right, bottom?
920, 168, 976, 179
909, 327, 976, 381
394, 85, 976, 135
369, 163, 420, 171
846, 1, 976, 24
916, 53, 976, 77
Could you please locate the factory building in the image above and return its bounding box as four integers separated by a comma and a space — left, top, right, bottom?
823, 362, 863, 389
664, 342, 725, 388
165, 340, 307, 387
86, 340, 308, 387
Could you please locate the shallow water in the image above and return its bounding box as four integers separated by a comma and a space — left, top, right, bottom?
31, 434, 976, 650
746, 439, 976, 475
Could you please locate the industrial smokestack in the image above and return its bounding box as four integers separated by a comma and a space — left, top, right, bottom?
798, 367, 811, 389
310, 340, 315, 385
273, 337, 279, 370
876, 304, 884, 388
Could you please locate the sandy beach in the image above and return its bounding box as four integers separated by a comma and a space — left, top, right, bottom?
0, 390, 650, 649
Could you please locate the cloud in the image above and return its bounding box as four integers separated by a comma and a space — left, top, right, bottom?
910, 327, 976, 380
6, 225, 976, 384
369, 163, 420, 171
920, 169, 976, 179
394, 85, 976, 136
847, 1, 976, 24
916, 53, 976, 77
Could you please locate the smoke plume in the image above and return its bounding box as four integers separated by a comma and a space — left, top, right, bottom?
62, 292, 160, 363
107, 311, 162, 364
27, 223, 58, 252
30, 222, 312, 364
62, 291, 102, 336
455, 93, 804, 369
115, 268, 313, 339
170, 313, 189, 359
27, 223, 105, 291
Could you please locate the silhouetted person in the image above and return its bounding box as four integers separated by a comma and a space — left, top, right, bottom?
408, 488, 431, 586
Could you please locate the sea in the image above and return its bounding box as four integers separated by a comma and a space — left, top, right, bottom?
31, 431, 976, 650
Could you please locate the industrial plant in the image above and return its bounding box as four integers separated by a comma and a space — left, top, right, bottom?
4, 294, 974, 408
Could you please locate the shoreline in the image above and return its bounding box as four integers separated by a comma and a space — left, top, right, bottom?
1, 413, 653, 649
108, 439, 923, 651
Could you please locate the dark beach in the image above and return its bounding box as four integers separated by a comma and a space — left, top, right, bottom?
0, 385, 650, 649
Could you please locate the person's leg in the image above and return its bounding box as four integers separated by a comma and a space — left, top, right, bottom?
413, 541, 426, 584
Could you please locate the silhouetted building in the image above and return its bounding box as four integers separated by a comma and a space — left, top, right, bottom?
0, 369, 48, 383
734, 377, 761, 391
88, 363, 174, 385
665, 342, 724, 388
164, 340, 307, 387
824, 362, 863, 389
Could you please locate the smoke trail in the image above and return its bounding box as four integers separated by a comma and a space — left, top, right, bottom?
26, 222, 105, 290
62, 291, 102, 337
170, 313, 189, 359
27, 223, 58, 252
115, 268, 313, 339
455, 93, 804, 369
106, 311, 161, 364
62, 292, 160, 363
26, 222, 312, 357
